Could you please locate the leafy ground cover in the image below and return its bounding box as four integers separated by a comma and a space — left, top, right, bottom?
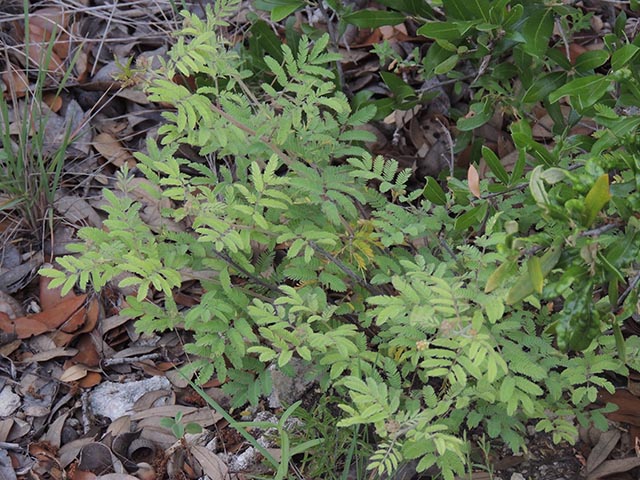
0, 0, 640, 479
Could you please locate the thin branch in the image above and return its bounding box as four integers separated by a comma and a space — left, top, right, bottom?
211, 250, 282, 295
102, 353, 162, 366
579, 220, 624, 237
435, 117, 454, 177
209, 103, 293, 167
618, 269, 640, 309
308, 241, 383, 296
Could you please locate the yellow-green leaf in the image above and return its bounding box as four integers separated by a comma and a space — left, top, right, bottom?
506, 242, 562, 304
527, 256, 543, 294
583, 174, 611, 227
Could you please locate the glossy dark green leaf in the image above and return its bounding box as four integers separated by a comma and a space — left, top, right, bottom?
254, 0, 304, 8
509, 150, 526, 184
380, 72, 416, 102
502, 3, 523, 28
249, 20, 284, 62
271, 2, 304, 21
417, 21, 475, 41
548, 75, 611, 110
521, 7, 554, 59
583, 174, 611, 226
434, 54, 459, 74
423, 177, 447, 205
443, 0, 489, 21
611, 43, 640, 70
574, 50, 610, 73
342, 10, 406, 28
481, 146, 509, 184
454, 202, 488, 231
457, 100, 492, 131
376, 0, 435, 17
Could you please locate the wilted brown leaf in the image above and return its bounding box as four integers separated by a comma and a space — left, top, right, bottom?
93, 132, 136, 168
587, 457, 640, 480
190, 445, 230, 480
59, 364, 89, 383
586, 430, 621, 474
468, 164, 481, 198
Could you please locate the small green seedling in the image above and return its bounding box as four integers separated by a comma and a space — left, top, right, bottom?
160, 410, 203, 440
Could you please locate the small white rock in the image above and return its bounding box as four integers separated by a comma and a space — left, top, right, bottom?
89, 376, 171, 420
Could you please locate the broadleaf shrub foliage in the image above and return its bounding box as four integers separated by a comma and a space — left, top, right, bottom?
44, 1, 640, 478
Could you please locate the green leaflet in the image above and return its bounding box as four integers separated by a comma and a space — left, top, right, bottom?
506, 242, 562, 305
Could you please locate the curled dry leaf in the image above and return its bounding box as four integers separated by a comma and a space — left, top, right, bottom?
78, 442, 115, 475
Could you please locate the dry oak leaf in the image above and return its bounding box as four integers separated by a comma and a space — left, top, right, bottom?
0, 294, 86, 339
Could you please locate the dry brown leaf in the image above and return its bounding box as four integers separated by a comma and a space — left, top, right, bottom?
587, 457, 640, 480
73, 472, 98, 480
54, 193, 104, 228
132, 390, 175, 411
115, 88, 150, 105
1, 69, 29, 98
78, 372, 102, 388
43, 93, 63, 112
0, 449, 17, 480
42, 411, 70, 448
106, 416, 132, 438
100, 315, 130, 334
0, 419, 13, 442
52, 297, 99, 347
190, 445, 230, 480
78, 442, 114, 474
39, 272, 78, 311
130, 405, 199, 421
587, 429, 621, 474
59, 364, 88, 383
21, 347, 78, 363
29, 442, 64, 479
66, 333, 101, 368
598, 389, 640, 426
96, 475, 139, 480
59, 437, 97, 468
0, 339, 21, 357
93, 132, 136, 168
26, 25, 65, 74
468, 164, 481, 198
30, 7, 70, 38
139, 425, 180, 449
0, 290, 24, 319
